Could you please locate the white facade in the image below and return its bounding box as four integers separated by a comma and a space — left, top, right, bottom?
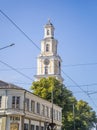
0, 80, 62, 130
35, 20, 64, 82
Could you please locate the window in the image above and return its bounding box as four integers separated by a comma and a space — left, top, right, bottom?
0, 96, 2, 108
53, 109, 55, 120
31, 125, 34, 130
12, 96, 15, 108
45, 106, 49, 117
56, 110, 58, 120
25, 98, 29, 111
12, 96, 20, 109
41, 126, 44, 130
36, 125, 39, 130
31, 100, 35, 113
41, 104, 45, 116
57, 111, 62, 121
45, 66, 48, 74
46, 44, 49, 52
59, 61, 61, 67
36, 102, 40, 114
50, 108, 52, 118
10, 116, 20, 121
16, 97, 20, 108
24, 123, 28, 130
47, 30, 49, 35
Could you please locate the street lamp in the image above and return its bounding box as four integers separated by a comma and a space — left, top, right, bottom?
0, 43, 15, 50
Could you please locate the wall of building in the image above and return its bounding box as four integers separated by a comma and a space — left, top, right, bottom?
0, 87, 62, 130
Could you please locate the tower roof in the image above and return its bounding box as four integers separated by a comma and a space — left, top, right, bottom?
45, 20, 54, 28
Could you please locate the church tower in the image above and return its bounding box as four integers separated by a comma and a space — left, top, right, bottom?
35, 20, 63, 82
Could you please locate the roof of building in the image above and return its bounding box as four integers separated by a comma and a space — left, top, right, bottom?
0, 80, 24, 90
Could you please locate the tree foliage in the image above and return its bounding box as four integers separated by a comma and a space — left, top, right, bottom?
30, 77, 97, 130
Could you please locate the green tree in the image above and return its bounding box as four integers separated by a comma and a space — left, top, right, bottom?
74, 100, 97, 130
30, 77, 97, 130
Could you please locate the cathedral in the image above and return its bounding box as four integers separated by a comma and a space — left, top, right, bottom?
35, 20, 64, 82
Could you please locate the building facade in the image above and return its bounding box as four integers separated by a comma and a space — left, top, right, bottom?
0, 80, 62, 130
35, 20, 63, 82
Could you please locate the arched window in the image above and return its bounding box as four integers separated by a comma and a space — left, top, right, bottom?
59, 61, 61, 67
45, 66, 48, 74
59, 61, 61, 74
47, 29, 49, 35
46, 44, 50, 52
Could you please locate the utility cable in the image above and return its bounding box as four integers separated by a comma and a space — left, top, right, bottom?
0, 9, 40, 50
62, 70, 97, 108
63, 62, 97, 67
0, 60, 34, 81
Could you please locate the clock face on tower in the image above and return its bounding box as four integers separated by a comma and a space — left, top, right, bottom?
44, 59, 50, 65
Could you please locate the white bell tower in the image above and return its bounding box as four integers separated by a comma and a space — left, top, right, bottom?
35, 20, 63, 82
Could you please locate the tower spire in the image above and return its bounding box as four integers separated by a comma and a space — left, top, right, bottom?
48, 18, 51, 24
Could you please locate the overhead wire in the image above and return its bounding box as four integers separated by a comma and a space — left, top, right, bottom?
1, 61, 97, 71
0, 60, 34, 81
0, 9, 97, 108
62, 62, 97, 67
0, 9, 40, 50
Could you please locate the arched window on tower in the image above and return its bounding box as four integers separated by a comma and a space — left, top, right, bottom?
46, 44, 50, 52
47, 29, 49, 35
45, 66, 48, 74
59, 61, 61, 74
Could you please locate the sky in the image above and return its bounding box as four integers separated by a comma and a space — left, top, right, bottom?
0, 0, 97, 125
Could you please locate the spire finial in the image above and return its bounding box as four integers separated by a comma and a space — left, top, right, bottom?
48, 18, 51, 24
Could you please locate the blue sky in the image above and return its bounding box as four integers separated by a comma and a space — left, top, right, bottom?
0, 0, 97, 120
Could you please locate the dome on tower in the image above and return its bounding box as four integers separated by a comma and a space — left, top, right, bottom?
45, 20, 54, 28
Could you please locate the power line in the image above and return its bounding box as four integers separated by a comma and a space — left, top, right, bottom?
0, 9, 40, 50
1, 61, 97, 71
67, 83, 97, 88
88, 91, 97, 95
62, 62, 97, 67
0, 60, 34, 81
62, 71, 97, 108
0, 67, 36, 71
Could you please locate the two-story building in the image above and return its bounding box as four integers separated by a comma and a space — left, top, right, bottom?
0, 80, 62, 130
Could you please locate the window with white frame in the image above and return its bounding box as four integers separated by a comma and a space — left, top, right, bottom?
36, 125, 39, 130
45, 106, 49, 117
24, 123, 28, 130
12, 96, 20, 109
59, 111, 62, 121
50, 108, 52, 118
41, 126, 44, 130
53, 109, 55, 120
47, 30, 50, 35
46, 44, 50, 52
45, 66, 48, 74
41, 104, 45, 116
31, 125, 34, 130
36, 102, 40, 114
31, 100, 35, 113
0, 96, 2, 108
56, 110, 58, 120
25, 98, 29, 111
